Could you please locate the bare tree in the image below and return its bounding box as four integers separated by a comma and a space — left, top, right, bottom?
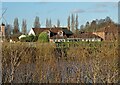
5, 24, 12, 40
22, 19, 27, 35
75, 14, 79, 34
34, 16, 40, 28
2, 43, 35, 83
2, 41, 118, 83
46, 18, 52, 28
71, 14, 75, 33
46, 18, 49, 28
49, 19, 52, 28
67, 15, 70, 30
57, 19, 60, 27
13, 17, 20, 34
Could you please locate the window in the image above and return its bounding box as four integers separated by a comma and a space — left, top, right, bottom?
82, 39, 84, 41
92, 39, 95, 41
58, 31, 63, 36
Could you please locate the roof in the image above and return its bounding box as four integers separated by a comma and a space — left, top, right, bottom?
32, 28, 50, 35
10, 33, 22, 41
62, 28, 73, 35
31, 27, 73, 35
19, 35, 27, 39
1, 23, 5, 26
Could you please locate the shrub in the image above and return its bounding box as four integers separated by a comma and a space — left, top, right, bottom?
38, 32, 49, 43
20, 35, 38, 42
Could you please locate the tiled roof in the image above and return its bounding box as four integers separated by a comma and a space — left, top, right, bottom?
10, 33, 22, 41
62, 28, 73, 35
32, 27, 73, 35
32, 28, 50, 35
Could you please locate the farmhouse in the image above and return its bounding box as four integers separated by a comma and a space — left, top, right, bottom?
28, 27, 73, 42
29, 27, 73, 36
28, 27, 103, 42
92, 25, 118, 41
1, 23, 117, 43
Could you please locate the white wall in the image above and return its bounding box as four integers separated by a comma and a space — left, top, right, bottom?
28, 29, 35, 36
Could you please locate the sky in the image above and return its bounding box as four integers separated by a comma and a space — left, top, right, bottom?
1, 2, 118, 31
1, 0, 120, 2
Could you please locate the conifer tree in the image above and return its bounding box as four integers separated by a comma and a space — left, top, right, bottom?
22, 19, 27, 35
67, 15, 70, 30
71, 14, 75, 33
57, 19, 60, 27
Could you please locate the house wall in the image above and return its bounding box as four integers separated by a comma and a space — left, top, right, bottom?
57, 31, 63, 36
93, 31, 118, 41
43, 30, 50, 38
49, 39, 54, 43
28, 29, 35, 36
81, 38, 101, 42
50, 38, 102, 43
47, 31, 50, 38
50, 39, 66, 43
92, 32, 105, 40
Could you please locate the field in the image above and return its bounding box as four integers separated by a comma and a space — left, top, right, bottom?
1, 41, 119, 83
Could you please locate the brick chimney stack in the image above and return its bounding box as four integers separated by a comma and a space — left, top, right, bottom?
1, 23, 5, 37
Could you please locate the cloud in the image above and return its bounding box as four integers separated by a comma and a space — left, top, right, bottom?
71, 9, 85, 13
90, 9, 108, 13
95, 3, 108, 8
71, 8, 108, 14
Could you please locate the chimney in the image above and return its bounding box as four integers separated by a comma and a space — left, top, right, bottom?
1, 23, 5, 37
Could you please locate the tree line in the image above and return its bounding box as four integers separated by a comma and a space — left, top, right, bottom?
5, 15, 116, 42
79, 16, 115, 32
5, 14, 79, 38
